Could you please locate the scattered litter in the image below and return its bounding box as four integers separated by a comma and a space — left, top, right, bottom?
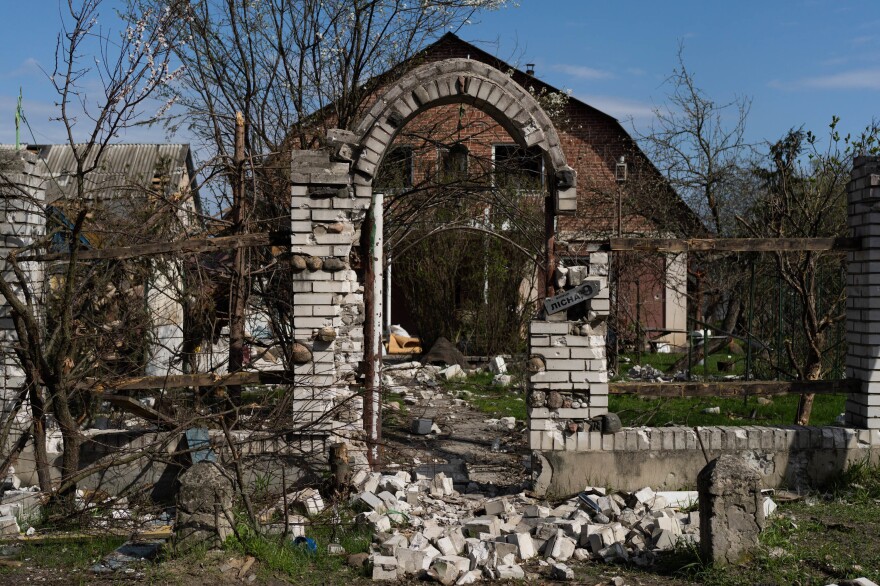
90, 540, 163, 574
293, 536, 318, 554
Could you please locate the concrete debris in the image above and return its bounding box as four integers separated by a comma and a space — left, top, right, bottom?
489, 356, 507, 375
698, 455, 764, 566
371, 555, 400, 581
550, 562, 574, 580
285, 487, 325, 516
412, 418, 433, 435
0, 515, 20, 536
491, 374, 512, 387
441, 364, 467, 381
175, 462, 234, 553
627, 364, 665, 381
496, 564, 525, 580
357, 467, 715, 582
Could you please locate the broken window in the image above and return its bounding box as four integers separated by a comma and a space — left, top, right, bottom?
375, 146, 414, 190
438, 143, 469, 182
492, 144, 544, 191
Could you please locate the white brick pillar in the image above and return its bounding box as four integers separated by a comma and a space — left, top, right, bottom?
846, 155, 880, 429
289, 146, 369, 435
0, 148, 46, 426
527, 251, 610, 451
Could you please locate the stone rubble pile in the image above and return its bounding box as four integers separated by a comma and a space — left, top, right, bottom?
626, 364, 668, 382
349, 468, 717, 583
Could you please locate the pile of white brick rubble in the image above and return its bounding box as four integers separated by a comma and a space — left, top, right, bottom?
350, 469, 704, 583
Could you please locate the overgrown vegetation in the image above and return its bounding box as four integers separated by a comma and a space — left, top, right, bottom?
230, 517, 372, 584
612, 393, 845, 428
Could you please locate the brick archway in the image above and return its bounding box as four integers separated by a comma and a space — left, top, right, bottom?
351, 58, 576, 214
286, 57, 578, 467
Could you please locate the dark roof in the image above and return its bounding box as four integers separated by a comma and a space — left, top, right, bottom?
423, 33, 621, 123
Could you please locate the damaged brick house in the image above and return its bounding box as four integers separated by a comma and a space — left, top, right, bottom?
365, 33, 700, 354
0, 143, 202, 419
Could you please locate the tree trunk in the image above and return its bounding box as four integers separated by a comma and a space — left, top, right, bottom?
228, 111, 248, 417
49, 384, 80, 506
27, 380, 52, 492
795, 358, 822, 425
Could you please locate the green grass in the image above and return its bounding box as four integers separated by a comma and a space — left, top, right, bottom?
610, 393, 846, 427
229, 515, 372, 585
0, 536, 125, 584
447, 371, 845, 427
442, 372, 527, 420
619, 351, 748, 378
641, 460, 880, 585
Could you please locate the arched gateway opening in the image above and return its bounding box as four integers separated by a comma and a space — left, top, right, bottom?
288, 58, 602, 469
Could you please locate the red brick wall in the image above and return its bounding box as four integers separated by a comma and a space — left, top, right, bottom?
357, 34, 692, 336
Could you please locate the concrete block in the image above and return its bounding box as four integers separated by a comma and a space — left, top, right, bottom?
371, 555, 399, 580
356, 491, 386, 514
511, 532, 536, 560
394, 547, 431, 573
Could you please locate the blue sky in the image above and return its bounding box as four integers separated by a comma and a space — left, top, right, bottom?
1, 0, 876, 152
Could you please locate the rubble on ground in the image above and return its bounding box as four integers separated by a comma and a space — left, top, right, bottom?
348, 466, 780, 583
626, 364, 667, 382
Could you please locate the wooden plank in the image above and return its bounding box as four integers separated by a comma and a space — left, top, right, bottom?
82, 369, 296, 392
609, 237, 861, 253
609, 379, 859, 398
0, 525, 173, 545
23, 231, 291, 262
101, 395, 178, 429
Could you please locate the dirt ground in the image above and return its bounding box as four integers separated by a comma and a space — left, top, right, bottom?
381, 382, 530, 491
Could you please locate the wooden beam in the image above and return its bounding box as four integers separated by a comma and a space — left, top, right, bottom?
609, 379, 859, 398
0, 525, 173, 545
23, 230, 291, 262
101, 395, 178, 429
82, 369, 297, 392
609, 237, 861, 253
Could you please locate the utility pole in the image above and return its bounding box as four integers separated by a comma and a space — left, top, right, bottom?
613, 156, 627, 373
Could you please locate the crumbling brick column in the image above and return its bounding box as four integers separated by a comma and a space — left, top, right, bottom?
527, 253, 610, 451
846, 155, 880, 429
0, 149, 45, 427
289, 138, 370, 439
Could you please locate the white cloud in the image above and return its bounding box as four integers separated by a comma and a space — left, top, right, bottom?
574, 93, 656, 121
2, 57, 44, 79
551, 63, 613, 80
772, 68, 880, 91
851, 35, 876, 47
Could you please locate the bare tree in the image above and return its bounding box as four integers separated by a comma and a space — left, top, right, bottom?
742, 119, 880, 424
0, 0, 183, 501
636, 47, 755, 364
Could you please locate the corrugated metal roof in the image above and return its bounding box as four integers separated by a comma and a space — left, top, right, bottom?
23, 143, 194, 204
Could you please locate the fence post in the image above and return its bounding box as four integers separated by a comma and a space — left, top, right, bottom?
845, 155, 880, 429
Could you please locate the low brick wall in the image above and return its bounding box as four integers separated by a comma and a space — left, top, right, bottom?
532, 425, 880, 498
